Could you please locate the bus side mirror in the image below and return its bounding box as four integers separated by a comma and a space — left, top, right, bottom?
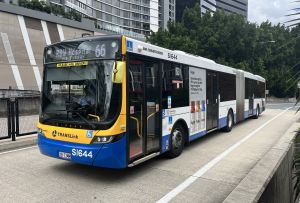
112, 61, 125, 84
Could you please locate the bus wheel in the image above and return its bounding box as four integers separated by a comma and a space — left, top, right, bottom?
224, 110, 234, 132
254, 105, 260, 119
167, 125, 185, 158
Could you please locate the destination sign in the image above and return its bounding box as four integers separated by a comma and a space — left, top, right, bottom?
56, 61, 89, 68
45, 39, 120, 63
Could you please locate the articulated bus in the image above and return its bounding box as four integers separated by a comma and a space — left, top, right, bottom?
38, 35, 266, 168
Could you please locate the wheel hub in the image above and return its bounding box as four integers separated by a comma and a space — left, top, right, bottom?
228, 114, 233, 128
172, 129, 182, 149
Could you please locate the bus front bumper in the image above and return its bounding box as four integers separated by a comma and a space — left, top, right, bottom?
38, 134, 127, 169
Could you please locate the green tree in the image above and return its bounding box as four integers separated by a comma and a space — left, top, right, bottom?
147, 5, 300, 98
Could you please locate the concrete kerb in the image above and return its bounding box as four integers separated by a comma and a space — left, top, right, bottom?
223, 122, 300, 203
0, 134, 37, 153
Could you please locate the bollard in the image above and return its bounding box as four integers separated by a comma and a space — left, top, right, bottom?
10, 98, 16, 141
7, 99, 11, 139
15, 98, 19, 137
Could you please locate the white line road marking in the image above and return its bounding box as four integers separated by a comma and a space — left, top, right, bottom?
0, 146, 37, 156
267, 103, 294, 106
157, 107, 293, 203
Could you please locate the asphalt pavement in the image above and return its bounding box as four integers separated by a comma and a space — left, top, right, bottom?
0, 103, 298, 203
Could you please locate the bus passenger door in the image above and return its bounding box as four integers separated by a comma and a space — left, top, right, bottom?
145, 62, 160, 154
128, 58, 161, 161
206, 71, 218, 130
128, 60, 144, 159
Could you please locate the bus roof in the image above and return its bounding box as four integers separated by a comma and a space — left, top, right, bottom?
46, 34, 265, 83
125, 36, 266, 83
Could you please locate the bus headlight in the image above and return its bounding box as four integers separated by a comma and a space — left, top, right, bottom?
91, 134, 124, 144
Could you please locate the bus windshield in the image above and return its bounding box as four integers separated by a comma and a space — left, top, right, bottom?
40, 60, 122, 129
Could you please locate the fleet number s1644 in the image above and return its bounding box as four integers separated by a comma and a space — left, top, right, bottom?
72, 149, 93, 158
168, 53, 178, 60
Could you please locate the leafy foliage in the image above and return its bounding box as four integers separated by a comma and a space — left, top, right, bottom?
18, 0, 82, 22
147, 5, 300, 98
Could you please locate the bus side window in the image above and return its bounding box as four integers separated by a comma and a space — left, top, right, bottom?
219, 72, 236, 102
128, 60, 143, 92
162, 62, 189, 109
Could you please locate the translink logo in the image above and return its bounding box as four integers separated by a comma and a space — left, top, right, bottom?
52, 130, 78, 139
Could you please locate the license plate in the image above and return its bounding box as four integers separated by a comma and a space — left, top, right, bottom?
59, 152, 71, 160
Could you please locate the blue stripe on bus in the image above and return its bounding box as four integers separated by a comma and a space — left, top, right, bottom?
38, 134, 127, 169
92, 135, 127, 168
189, 131, 206, 142
244, 111, 249, 118
162, 135, 170, 153
218, 113, 237, 129
218, 117, 227, 129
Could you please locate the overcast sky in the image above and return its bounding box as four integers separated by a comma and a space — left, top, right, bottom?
248, 0, 295, 25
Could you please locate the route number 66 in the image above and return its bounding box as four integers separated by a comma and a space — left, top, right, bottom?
95, 44, 106, 58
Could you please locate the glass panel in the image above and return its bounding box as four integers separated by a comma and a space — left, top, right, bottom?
145, 62, 160, 152
128, 59, 143, 159
41, 60, 122, 128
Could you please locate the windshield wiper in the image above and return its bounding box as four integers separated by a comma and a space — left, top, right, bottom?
44, 109, 96, 129
66, 109, 96, 129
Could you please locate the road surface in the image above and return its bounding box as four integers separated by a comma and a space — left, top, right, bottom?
0, 104, 298, 202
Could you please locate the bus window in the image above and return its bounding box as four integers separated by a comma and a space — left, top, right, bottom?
162, 63, 189, 109
219, 72, 236, 102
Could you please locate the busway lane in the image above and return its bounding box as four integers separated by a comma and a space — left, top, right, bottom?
160, 106, 298, 202
0, 105, 297, 203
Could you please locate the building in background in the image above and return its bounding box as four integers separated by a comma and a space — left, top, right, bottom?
176, 0, 247, 22
47, 0, 162, 36
176, 0, 216, 21
159, 0, 176, 29
215, 0, 248, 19
175, 0, 196, 22
200, 0, 216, 15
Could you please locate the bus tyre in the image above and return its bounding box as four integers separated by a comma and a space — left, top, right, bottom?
254, 105, 260, 119
167, 125, 185, 158
224, 110, 234, 132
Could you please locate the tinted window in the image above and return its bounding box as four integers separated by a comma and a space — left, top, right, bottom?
162, 63, 189, 108
245, 78, 253, 99
255, 81, 265, 98
219, 72, 236, 102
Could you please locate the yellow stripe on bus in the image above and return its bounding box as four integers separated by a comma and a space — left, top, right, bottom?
122, 36, 127, 55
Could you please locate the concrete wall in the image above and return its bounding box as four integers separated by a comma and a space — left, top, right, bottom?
258, 145, 294, 203
0, 97, 40, 117
224, 123, 299, 203
0, 3, 111, 91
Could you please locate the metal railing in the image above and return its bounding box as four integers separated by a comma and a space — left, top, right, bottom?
0, 89, 40, 99
0, 97, 38, 141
